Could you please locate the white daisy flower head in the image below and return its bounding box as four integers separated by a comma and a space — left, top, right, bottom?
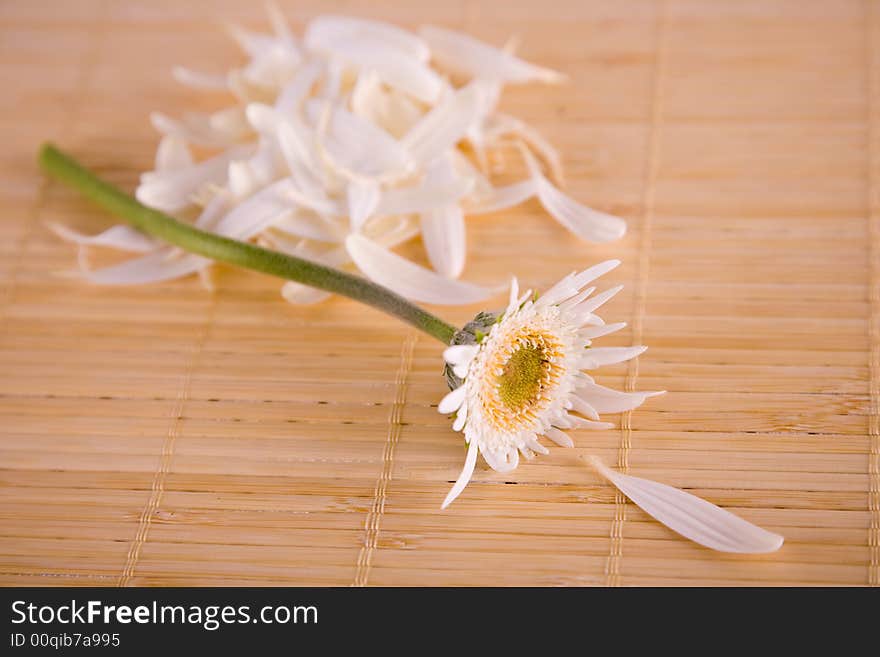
438, 259, 663, 509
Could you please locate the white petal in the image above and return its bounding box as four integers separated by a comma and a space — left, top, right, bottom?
275, 59, 323, 113
571, 259, 622, 290
465, 179, 536, 215
570, 396, 600, 421
227, 160, 255, 199
281, 282, 332, 305
420, 25, 565, 84
588, 457, 784, 554
580, 321, 627, 339
171, 66, 229, 90
242, 43, 301, 88
581, 345, 647, 369
49, 223, 156, 253
305, 14, 430, 62
225, 22, 277, 58
150, 110, 249, 148
535, 175, 627, 243
574, 284, 623, 315
538, 260, 619, 308
438, 385, 467, 414
441, 437, 479, 509
519, 146, 626, 242
421, 201, 465, 279
566, 417, 615, 430
450, 149, 494, 199
270, 213, 342, 243
351, 72, 424, 138
556, 286, 596, 312
193, 192, 234, 231
347, 180, 380, 232
525, 435, 550, 455
137, 144, 253, 213
306, 100, 413, 180
307, 38, 442, 104
485, 114, 564, 186
82, 183, 290, 286
418, 155, 467, 278
452, 363, 470, 379
577, 383, 664, 414
376, 176, 474, 216
155, 136, 193, 172
276, 122, 328, 202
79, 250, 208, 285
401, 83, 484, 165
452, 403, 468, 432
443, 344, 479, 366
345, 233, 492, 305
209, 106, 251, 137
482, 446, 519, 473
210, 179, 296, 238
274, 217, 422, 305
506, 277, 520, 316
265, 0, 298, 46
545, 427, 574, 448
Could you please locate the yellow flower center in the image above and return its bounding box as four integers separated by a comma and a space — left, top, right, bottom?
479, 329, 566, 432
497, 345, 548, 411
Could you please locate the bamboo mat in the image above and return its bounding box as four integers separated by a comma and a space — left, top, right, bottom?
0, 0, 877, 587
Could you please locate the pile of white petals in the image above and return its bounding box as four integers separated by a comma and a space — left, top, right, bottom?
52, 5, 627, 305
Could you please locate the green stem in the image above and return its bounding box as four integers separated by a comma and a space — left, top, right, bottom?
38, 143, 456, 344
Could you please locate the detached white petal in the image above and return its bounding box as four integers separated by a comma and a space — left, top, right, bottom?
420, 156, 466, 278
535, 175, 627, 243
588, 457, 784, 554
270, 212, 342, 243
154, 136, 193, 172
465, 179, 536, 215
49, 223, 157, 253
281, 282, 333, 305
520, 145, 626, 243
225, 22, 277, 58
420, 25, 565, 84
486, 113, 564, 185
137, 144, 254, 213
78, 250, 208, 285
351, 72, 424, 138
345, 233, 491, 305
150, 110, 249, 148
347, 180, 380, 232
172, 66, 229, 91
305, 14, 430, 62
401, 83, 485, 165
307, 38, 443, 104
274, 59, 323, 113
306, 100, 413, 181
376, 176, 474, 217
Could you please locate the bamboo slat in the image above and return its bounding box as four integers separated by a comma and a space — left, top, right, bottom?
0, 0, 877, 586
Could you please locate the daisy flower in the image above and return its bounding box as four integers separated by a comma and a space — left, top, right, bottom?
438, 260, 784, 554
438, 259, 656, 507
